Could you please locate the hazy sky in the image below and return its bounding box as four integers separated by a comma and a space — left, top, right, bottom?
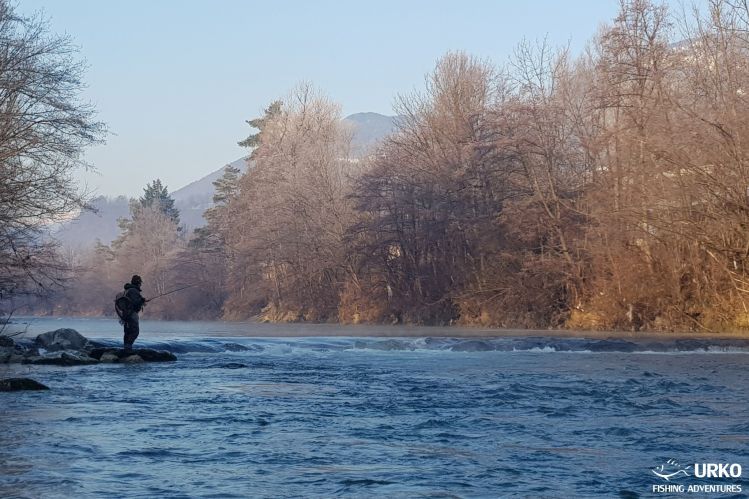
19, 0, 700, 197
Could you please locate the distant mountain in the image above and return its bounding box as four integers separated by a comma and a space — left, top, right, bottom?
344, 112, 398, 155
171, 156, 250, 229
54, 112, 398, 248
170, 112, 398, 228
54, 195, 131, 250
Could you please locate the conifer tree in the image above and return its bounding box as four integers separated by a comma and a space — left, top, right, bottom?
115, 179, 181, 248
139, 179, 180, 225
238, 100, 283, 155
191, 165, 241, 250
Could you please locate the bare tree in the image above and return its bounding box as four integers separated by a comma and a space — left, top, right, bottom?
351, 52, 514, 324
223, 84, 355, 320
0, 1, 104, 307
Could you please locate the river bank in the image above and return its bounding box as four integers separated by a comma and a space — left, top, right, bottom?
6, 315, 749, 340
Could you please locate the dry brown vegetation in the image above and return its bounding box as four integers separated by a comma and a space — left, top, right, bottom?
215, 0, 749, 332
15, 0, 749, 334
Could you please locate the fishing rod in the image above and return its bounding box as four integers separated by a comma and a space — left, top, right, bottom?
145, 283, 198, 302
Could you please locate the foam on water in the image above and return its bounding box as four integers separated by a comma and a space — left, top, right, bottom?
69, 335, 749, 355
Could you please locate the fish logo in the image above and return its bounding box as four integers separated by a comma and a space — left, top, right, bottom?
652, 459, 692, 481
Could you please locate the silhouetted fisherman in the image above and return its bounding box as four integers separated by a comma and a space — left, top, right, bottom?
122, 275, 147, 351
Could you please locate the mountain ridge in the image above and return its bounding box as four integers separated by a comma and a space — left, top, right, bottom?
56, 112, 398, 248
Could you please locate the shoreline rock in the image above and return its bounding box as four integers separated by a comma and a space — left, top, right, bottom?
0, 335, 34, 363
35, 328, 92, 352
24, 351, 99, 366
0, 329, 177, 365
0, 378, 49, 391
88, 347, 176, 363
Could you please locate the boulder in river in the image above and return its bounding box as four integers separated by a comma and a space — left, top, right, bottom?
88, 347, 176, 363
0, 378, 49, 391
0, 336, 37, 363
581, 339, 640, 352
450, 340, 495, 352
122, 355, 144, 364
222, 342, 251, 352
25, 351, 99, 366
99, 352, 120, 363
1, 352, 27, 364
35, 329, 92, 352
0, 329, 178, 365
0, 346, 14, 363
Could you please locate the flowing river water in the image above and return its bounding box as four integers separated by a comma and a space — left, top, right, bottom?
1, 317, 748, 497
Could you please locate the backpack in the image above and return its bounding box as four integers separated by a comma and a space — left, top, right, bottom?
114, 291, 134, 322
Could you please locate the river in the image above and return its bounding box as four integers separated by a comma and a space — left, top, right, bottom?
1, 317, 748, 497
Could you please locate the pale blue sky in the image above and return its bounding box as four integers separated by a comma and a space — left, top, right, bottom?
19, 0, 699, 196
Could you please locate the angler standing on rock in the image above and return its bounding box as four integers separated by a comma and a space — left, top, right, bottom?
115, 275, 148, 351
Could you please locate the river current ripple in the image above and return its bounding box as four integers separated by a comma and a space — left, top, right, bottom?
1, 320, 749, 497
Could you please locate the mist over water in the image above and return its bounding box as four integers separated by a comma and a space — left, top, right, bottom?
1, 318, 749, 497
